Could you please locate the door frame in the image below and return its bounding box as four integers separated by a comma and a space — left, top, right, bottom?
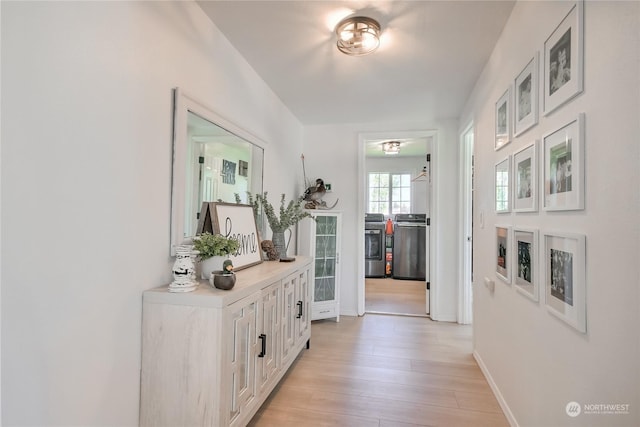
458, 122, 474, 324
356, 130, 437, 316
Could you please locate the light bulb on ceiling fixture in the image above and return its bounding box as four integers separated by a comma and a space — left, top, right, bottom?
382, 141, 400, 155
335, 16, 381, 56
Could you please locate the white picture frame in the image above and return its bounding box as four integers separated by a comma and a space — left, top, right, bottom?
513, 228, 539, 301
495, 156, 511, 213
542, 114, 585, 211
543, 0, 584, 115
495, 87, 512, 150
543, 231, 586, 333
514, 54, 539, 136
495, 225, 511, 284
513, 141, 538, 212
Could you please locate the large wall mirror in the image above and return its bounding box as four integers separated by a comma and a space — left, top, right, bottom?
170, 88, 265, 255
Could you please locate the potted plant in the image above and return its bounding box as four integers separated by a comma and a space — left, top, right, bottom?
255, 192, 313, 259
193, 232, 240, 279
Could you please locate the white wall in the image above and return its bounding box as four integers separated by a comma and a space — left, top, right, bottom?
302, 120, 459, 320
460, 1, 640, 426
1, 2, 302, 425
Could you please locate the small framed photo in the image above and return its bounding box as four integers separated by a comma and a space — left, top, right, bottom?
495, 87, 512, 150
495, 156, 511, 213
542, 114, 584, 211
543, 1, 584, 115
513, 141, 538, 212
543, 231, 586, 333
513, 228, 539, 301
495, 226, 511, 284
514, 54, 539, 136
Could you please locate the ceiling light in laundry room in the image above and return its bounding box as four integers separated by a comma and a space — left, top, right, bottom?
382, 141, 401, 155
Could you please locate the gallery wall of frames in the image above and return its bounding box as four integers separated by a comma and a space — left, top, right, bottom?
492, 0, 587, 333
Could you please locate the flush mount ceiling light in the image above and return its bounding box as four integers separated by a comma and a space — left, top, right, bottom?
382, 141, 401, 155
335, 16, 381, 56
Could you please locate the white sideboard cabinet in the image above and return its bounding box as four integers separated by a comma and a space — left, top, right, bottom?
140, 257, 312, 427
298, 211, 341, 321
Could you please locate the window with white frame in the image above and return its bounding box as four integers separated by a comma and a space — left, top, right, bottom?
368, 172, 411, 216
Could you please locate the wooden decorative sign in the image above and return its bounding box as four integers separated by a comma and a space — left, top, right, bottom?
197, 202, 262, 270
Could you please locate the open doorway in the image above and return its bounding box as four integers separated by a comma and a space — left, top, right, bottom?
358, 131, 434, 317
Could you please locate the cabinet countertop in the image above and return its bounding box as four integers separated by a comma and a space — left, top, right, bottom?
144, 256, 312, 308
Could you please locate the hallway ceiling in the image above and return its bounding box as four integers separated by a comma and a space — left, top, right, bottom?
197, 1, 515, 126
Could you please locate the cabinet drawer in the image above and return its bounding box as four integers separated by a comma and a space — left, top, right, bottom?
312, 304, 337, 320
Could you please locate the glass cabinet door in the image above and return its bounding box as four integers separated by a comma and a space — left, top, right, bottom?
314, 215, 337, 302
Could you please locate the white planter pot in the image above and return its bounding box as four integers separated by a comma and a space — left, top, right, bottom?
199, 256, 226, 280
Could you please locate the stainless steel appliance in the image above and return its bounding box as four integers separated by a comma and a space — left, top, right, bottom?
392, 214, 427, 280
364, 213, 386, 278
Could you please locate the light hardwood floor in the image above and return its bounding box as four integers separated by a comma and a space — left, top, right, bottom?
365, 278, 427, 316
249, 315, 508, 426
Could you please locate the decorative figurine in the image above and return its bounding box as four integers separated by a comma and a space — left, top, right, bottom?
261, 240, 279, 261
169, 245, 198, 293
300, 156, 338, 210
210, 260, 236, 290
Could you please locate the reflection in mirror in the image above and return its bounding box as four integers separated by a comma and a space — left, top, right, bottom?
171, 88, 265, 255
185, 112, 264, 237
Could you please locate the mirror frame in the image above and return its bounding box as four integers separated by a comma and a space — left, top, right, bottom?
170, 87, 266, 255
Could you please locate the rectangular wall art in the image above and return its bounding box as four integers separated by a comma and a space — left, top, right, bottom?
496, 225, 511, 284
513, 228, 539, 301
542, 114, 584, 211
543, 231, 586, 332
513, 141, 538, 212
495, 87, 512, 150
514, 54, 539, 136
543, 0, 584, 114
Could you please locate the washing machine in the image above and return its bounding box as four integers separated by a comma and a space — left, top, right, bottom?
364, 213, 386, 278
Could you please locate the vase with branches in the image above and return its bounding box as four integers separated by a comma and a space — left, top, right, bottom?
239, 191, 313, 259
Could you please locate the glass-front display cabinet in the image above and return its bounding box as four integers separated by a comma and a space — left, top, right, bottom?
297, 211, 341, 321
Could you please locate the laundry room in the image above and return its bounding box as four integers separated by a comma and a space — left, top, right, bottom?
363, 136, 431, 317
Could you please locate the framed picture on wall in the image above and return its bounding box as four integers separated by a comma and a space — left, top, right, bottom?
513, 228, 539, 301
495, 225, 511, 284
543, 231, 586, 333
238, 160, 249, 177
222, 159, 237, 185
542, 114, 584, 211
495, 87, 512, 150
514, 54, 539, 136
543, 0, 584, 115
495, 156, 511, 213
513, 141, 538, 212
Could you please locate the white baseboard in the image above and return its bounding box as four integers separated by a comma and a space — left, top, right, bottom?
473, 350, 519, 427
340, 309, 358, 317
431, 313, 458, 322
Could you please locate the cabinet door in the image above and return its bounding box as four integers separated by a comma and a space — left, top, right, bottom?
256, 281, 281, 395
314, 214, 338, 304
295, 267, 311, 344
281, 273, 297, 365
226, 292, 260, 427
